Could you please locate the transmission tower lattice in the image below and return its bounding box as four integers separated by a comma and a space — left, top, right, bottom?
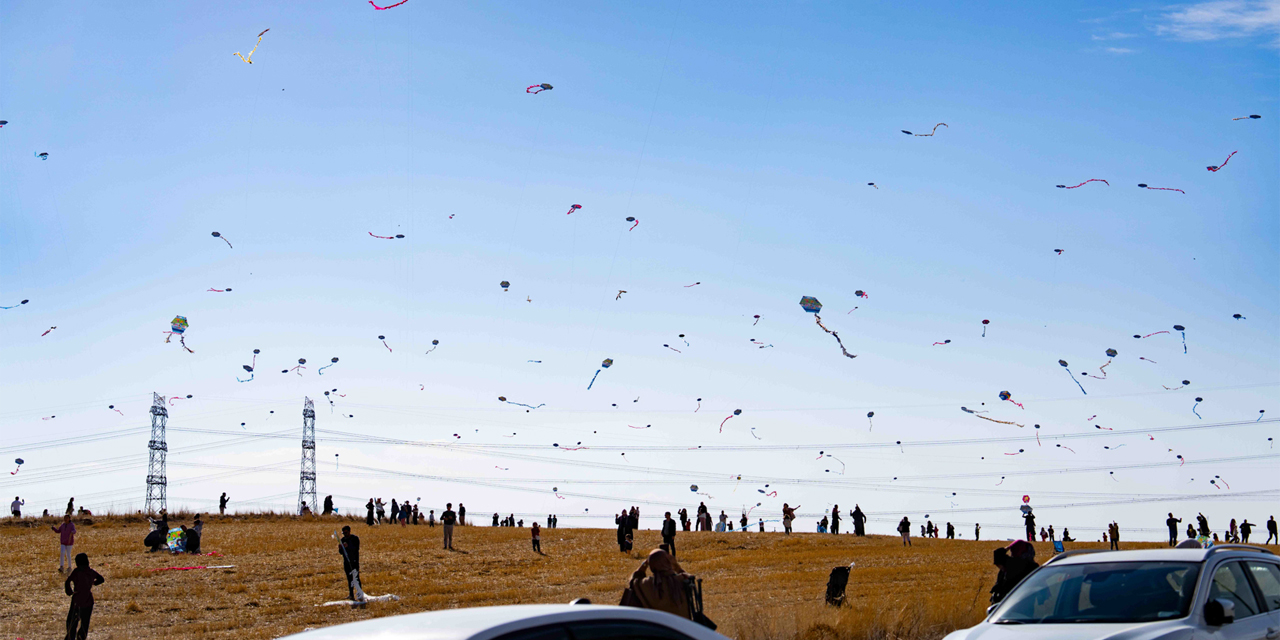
145, 392, 168, 514
298, 396, 317, 515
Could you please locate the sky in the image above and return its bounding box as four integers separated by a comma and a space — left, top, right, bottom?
1, 1, 1277, 540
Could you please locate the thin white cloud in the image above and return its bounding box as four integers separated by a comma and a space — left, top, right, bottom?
1106, 47, 1138, 53
1154, 0, 1280, 45
1092, 32, 1139, 40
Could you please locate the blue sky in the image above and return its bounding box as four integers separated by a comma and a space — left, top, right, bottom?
1, 1, 1277, 539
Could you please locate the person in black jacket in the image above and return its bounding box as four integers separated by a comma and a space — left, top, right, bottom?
365, 499, 375, 526
1166, 513, 1182, 547
181, 524, 201, 554
322, 495, 333, 516
990, 540, 1038, 604
662, 512, 678, 558
339, 526, 360, 601
617, 510, 633, 553
851, 505, 867, 536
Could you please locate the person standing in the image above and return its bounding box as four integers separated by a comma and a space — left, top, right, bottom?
628, 507, 640, 531
1023, 511, 1036, 542
322, 495, 333, 516
1241, 519, 1253, 544
851, 505, 867, 536
975, 523, 981, 540
830, 505, 841, 535
441, 503, 457, 550
678, 508, 690, 531
10, 496, 23, 518
897, 517, 911, 546
1108, 522, 1120, 550
494, 513, 500, 527
1187, 523, 1196, 540
782, 503, 798, 534
531, 521, 542, 554
458, 503, 466, 527
1229, 519, 1239, 543
428, 510, 436, 526
662, 512, 677, 558
65, 497, 75, 516
390, 499, 398, 523
946, 522, 955, 539
53, 514, 77, 572
1166, 513, 1181, 546
64, 552, 104, 640
551, 514, 558, 529
1266, 516, 1277, 544
365, 499, 375, 526
616, 510, 632, 552
1048, 525, 1055, 542
338, 526, 361, 601
219, 492, 229, 515
1196, 512, 1210, 537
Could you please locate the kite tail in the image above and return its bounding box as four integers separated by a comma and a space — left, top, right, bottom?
629, 219, 639, 231
975, 415, 1023, 427
1065, 369, 1087, 395
1180, 333, 1187, 354
318, 364, 336, 375
1192, 403, 1202, 419
1060, 445, 1076, 453
180, 336, 194, 353
505, 401, 545, 410
1206, 151, 1237, 172
237, 373, 254, 383
587, 369, 601, 390
719, 415, 735, 433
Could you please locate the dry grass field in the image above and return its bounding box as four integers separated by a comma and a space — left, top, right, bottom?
1, 512, 1174, 640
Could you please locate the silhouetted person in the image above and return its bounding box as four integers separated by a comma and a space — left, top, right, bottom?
458, 503, 466, 526
219, 492, 229, 515
975, 523, 981, 540
851, 505, 866, 536
181, 524, 200, 554
365, 499, 375, 526
10, 496, 23, 518
1023, 511, 1036, 542
1266, 516, 1277, 544
830, 505, 841, 534
338, 526, 360, 601
1108, 522, 1120, 550
1187, 523, 1196, 540
617, 510, 633, 552
898, 517, 911, 546
322, 495, 333, 516
946, 522, 955, 539
441, 503, 457, 550
64, 552, 103, 640
627, 549, 694, 619
662, 512, 678, 558
1240, 519, 1253, 543
1196, 512, 1210, 537
678, 508, 690, 531
493, 513, 500, 527
990, 540, 1037, 604
1165, 513, 1182, 546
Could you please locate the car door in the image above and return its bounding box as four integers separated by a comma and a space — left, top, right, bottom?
1204, 560, 1271, 640
565, 619, 699, 640
1243, 561, 1280, 640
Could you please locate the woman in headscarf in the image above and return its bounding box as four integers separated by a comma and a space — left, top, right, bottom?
365, 499, 375, 526
781, 503, 798, 534
628, 549, 693, 619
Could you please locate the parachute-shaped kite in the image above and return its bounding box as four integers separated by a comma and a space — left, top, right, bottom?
164, 316, 193, 352
527, 83, 553, 94
0, 299, 28, 310
1087, 348, 1117, 380
211, 231, 232, 248
566, 204, 581, 215
625, 216, 638, 231
10, 458, 23, 475
500, 281, 510, 292
318, 357, 340, 375
425, 339, 440, 354
1174, 324, 1187, 354
981, 319, 990, 337
999, 390, 1024, 409
587, 358, 613, 390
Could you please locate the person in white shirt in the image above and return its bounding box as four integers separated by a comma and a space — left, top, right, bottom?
10, 496, 23, 518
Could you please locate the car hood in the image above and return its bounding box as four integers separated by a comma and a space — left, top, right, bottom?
944, 620, 1188, 640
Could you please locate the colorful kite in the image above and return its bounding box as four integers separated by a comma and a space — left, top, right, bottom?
233, 29, 269, 64
1137, 183, 1185, 194
0, 120, 7, 127
1054, 249, 1064, 255
527, 83, 553, 94
867, 182, 878, 189
719, 409, 742, 433
752, 314, 761, 325
684, 282, 701, 287
318, 357, 340, 375
1174, 324, 1187, 353
164, 316, 193, 352
586, 358, 613, 390
1056, 179, 1109, 189
566, 204, 581, 215
368, 232, 405, 239
1206, 151, 1237, 172
1232, 115, 1262, 120
211, 231, 232, 248
206, 287, 232, 293
169, 394, 193, 406
40, 326, 56, 337
625, 216, 638, 230
237, 349, 260, 383
799, 296, 855, 358
902, 123, 947, 136
999, 390, 1024, 409
694, 398, 701, 412
1058, 360, 1087, 395
500, 281, 510, 292
369, 0, 409, 9
285, 358, 306, 376
11, 458, 24, 474
1258, 410, 1266, 423
1192, 397, 1203, 419
1, 299, 29, 310
663, 343, 682, 353
855, 290, 868, 299
1055, 444, 1076, 453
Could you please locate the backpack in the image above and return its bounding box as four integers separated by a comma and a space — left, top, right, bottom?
825, 566, 851, 606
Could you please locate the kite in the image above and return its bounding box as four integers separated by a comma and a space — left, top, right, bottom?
1134, 330, 1169, 339
1137, 183, 1185, 194
211, 231, 232, 248
498, 396, 544, 411
932, 339, 951, 345
799, 296, 856, 358
368, 232, 405, 239
233, 29, 269, 64
999, 390, 1024, 409
1233, 313, 1245, 320
1163, 380, 1191, 391
1232, 115, 1262, 120
866, 411, 874, 430
206, 287, 232, 292
1174, 324, 1187, 353
41, 415, 55, 420
566, 204, 581, 215
1005, 449, 1025, 456
108, 405, 123, 416
1212, 475, 1230, 489
237, 348, 261, 382
627, 424, 651, 429
625, 216, 638, 230
285, 358, 307, 376
678, 334, 689, 346
1206, 151, 1237, 172
369, 0, 408, 9
1034, 424, 1041, 446
0, 120, 6, 127
867, 182, 878, 189
0, 299, 29, 310
1085, 348, 1117, 380
1055, 444, 1076, 453
378, 335, 392, 352
855, 290, 868, 299
960, 406, 987, 414
425, 339, 440, 354
1058, 360, 1087, 395
318, 357, 340, 375
995, 477, 1005, 486
1192, 397, 1203, 419
981, 319, 990, 337
586, 358, 613, 390
1139, 357, 1157, 364
1109, 472, 1119, 482
816, 451, 845, 473
35, 152, 48, 160
684, 282, 701, 287
500, 281, 510, 292
719, 409, 742, 433
750, 427, 761, 439
10, 458, 22, 475
1258, 410, 1265, 422
895, 440, 904, 453
752, 315, 760, 325
526, 83, 553, 94
750, 338, 773, 349
169, 394, 193, 406
694, 398, 701, 412
1056, 179, 1109, 189
41, 326, 56, 337
1054, 249, 1063, 255
902, 123, 947, 136
163, 316, 193, 352
1094, 424, 1113, 431
663, 343, 682, 353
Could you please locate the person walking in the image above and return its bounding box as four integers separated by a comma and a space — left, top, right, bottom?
830, 505, 841, 535
1240, 519, 1253, 544
53, 514, 76, 572
338, 525, 361, 601
1166, 513, 1182, 546
219, 492, 229, 515
458, 503, 467, 527
441, 503, 457, 550
1108, 522, 1120, 550
10, 496, 23, 518
375, 498, 386, 524
662, 512, 677, 558
1266, 516, 1277, 544
975, 523, 981, 540
63, 552, 104, 640
531, 522, 542, 554
897, 517, 912, 546
851, 505, 866, 536
782, 503, 798, 534
946, 522, 955, 539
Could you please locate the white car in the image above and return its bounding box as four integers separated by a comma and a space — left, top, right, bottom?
945, 544, 1280, 640
282, 604, 731, 640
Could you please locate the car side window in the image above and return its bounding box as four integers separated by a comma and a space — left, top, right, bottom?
567, 620, 696, 640
1245, 562, 1280, 612
1208, 561, 1262, 618
491, 624, 573, 640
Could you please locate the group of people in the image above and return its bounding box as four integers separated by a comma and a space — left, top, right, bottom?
141, 510, 204, 554
362, 498, 456, 527
1166, 512, 1277, 546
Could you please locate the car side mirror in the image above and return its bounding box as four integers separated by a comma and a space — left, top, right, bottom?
986, 603, 999, 616
1205, 599, 1235, 626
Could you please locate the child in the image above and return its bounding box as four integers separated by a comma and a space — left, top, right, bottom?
64, 552, 104, 640
531, 522, 542, 553
52, 514, 76, 572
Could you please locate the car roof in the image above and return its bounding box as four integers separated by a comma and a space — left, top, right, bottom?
1047, 547, 1278, 566
281, 604, 728, 640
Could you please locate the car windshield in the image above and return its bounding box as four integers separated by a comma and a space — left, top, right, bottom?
992, 561, 1201, 624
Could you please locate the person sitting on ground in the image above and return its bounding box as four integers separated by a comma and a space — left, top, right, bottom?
627, 548, 694, 620
990, 540, 1038, 604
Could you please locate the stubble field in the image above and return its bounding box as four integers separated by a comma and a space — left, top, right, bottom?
1, 513, 1166, 640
